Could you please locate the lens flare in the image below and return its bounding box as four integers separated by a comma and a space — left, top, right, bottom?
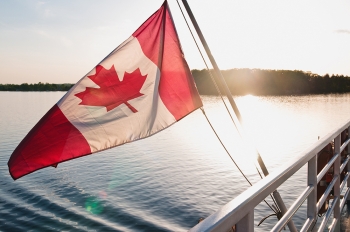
85, 197, 103, 215
99, 190, 107, 199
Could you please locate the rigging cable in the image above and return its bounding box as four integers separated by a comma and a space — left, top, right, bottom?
200, 108, 277, 214
174, 0, 267, 183
174, 0, 279, 214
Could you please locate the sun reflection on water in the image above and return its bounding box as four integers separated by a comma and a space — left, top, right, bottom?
196, 94, 331, 179
192, 94, 264, 179
234, 94, 327, 171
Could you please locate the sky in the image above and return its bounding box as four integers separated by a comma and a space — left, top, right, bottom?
0, 0, 349, 84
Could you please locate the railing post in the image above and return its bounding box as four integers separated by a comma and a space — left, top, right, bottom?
272, 191, 298, 232
307, 155, 317, 231
334, 135, 341, 228
347, 126, 350, 203
236, 210, 254, 232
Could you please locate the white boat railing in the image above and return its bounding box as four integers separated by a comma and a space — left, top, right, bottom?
190, 120, 350, 232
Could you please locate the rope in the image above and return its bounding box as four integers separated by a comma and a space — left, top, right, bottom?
175, 0, 268, 182
200, 108, 277, 213
175, 0, 280, 214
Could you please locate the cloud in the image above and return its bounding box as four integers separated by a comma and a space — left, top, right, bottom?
334, 29, 350, 34
36, 1, 45, 8
33, 29, 73, 47
35, 1, 55, 18
0, 21, 8, 27
34, 29, 50, 38
43, 8, 54, 18
60, 36, 73, 47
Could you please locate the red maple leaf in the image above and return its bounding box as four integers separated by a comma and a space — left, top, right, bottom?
75, 65, 147, 112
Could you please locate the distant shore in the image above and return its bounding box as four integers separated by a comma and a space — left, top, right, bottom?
2, 69, 350, 95
192, 69, 350, 95
0, 82, 73, 92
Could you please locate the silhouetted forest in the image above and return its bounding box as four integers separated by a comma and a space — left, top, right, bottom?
192, 69, 350, 95
1, 69, 350, 95
0, 82, 73, 91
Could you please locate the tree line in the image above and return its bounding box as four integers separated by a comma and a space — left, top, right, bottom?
0, 82, 73, 91
1, 69, 350, 95
192, 69, 350, 95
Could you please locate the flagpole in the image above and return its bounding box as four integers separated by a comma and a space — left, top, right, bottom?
180, 0, 269, 176
180, 1, 297, 231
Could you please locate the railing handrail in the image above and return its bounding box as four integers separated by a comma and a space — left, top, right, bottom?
271, 185, 314, 231
190, 119, 350, 232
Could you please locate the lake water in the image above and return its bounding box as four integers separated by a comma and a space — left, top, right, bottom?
1, 92, 350, 231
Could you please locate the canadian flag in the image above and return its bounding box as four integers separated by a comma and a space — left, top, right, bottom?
8, 1, 202, 180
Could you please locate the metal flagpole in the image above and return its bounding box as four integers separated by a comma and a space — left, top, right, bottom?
180, 1, 297, 231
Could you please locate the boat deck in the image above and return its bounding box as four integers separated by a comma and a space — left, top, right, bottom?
341, 202, 350, 232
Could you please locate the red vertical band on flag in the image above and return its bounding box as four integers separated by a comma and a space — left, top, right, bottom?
133, 1, 202, 120
8, 105, 91, 180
